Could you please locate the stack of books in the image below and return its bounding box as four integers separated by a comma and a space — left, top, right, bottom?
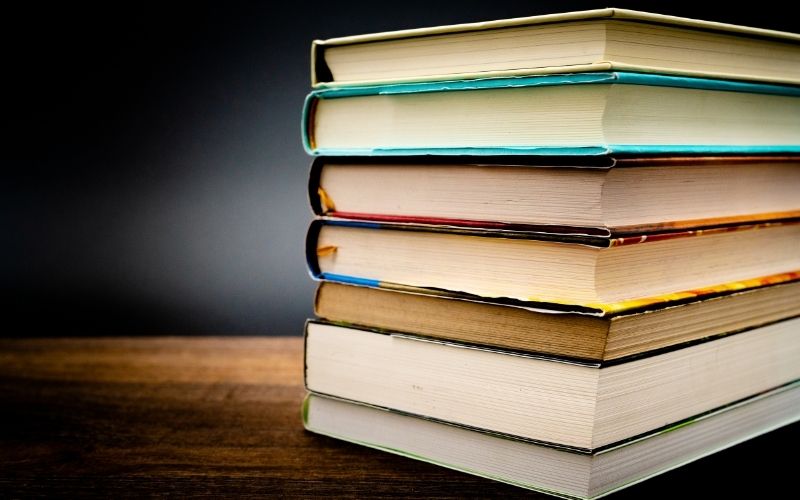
300, 9, 800, 498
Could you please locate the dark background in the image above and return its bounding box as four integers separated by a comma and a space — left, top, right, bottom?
5, 1, 798, 336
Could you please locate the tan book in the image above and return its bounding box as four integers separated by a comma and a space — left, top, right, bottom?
315, 279, 800, 362
311, 8, 800, 87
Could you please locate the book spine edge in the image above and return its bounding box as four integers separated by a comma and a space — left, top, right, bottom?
301, 93, 318, 155
307, 157, 325, 216
305, 220, 324, 279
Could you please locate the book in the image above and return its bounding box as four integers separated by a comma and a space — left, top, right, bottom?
304, 318, 800, 450
311, 8, 800, 87
310, 156, 800, 234
303, 381, 800, 499
307, 219, 800, 313
314, 278, 800, 362
303, 73, 800, 156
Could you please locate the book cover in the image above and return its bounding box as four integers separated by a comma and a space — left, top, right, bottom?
313, 279, 800, 361
302, 381, 800, 499
305, 218, 800, 315
311, 8, 800, 87
302, 72, 800, 156
302, 319, 800, 449
308, 155, 800, 235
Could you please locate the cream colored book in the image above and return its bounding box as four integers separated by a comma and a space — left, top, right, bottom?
304, 73, 800, 156
310, 156, 800, 234
308, 220, 800, 313
304, 382, 800, 499
311, 8, 800, 87
304, 317, 800, 450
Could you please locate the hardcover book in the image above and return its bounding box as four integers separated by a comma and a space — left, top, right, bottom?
303, 73, 800, 156
315, 279, 800, 362
310, 156, 800, 235
304, 318, 800, 450
306, 219, 800, 313
304, 382, 800, 499
311, 8, 800, 87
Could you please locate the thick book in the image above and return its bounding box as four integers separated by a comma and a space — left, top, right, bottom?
302, 73, 800, 156
303, 382, 800, 499
311, 8, 800, 87
315, 279, 800, 362
304, 318, 800, 450
306, 219, 800, 313
310, 156, 800, 235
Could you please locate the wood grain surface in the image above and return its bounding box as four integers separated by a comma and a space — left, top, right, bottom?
0, 337, 795, 498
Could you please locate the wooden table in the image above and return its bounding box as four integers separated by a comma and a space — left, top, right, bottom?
0, 337, 795, 498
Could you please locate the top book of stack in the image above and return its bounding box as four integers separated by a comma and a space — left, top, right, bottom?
311, 8, 800, 87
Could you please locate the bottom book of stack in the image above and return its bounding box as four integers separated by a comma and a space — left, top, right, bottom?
304, 381, 800, 499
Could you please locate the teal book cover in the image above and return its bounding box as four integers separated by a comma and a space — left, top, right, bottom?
301, 72, 800, 156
